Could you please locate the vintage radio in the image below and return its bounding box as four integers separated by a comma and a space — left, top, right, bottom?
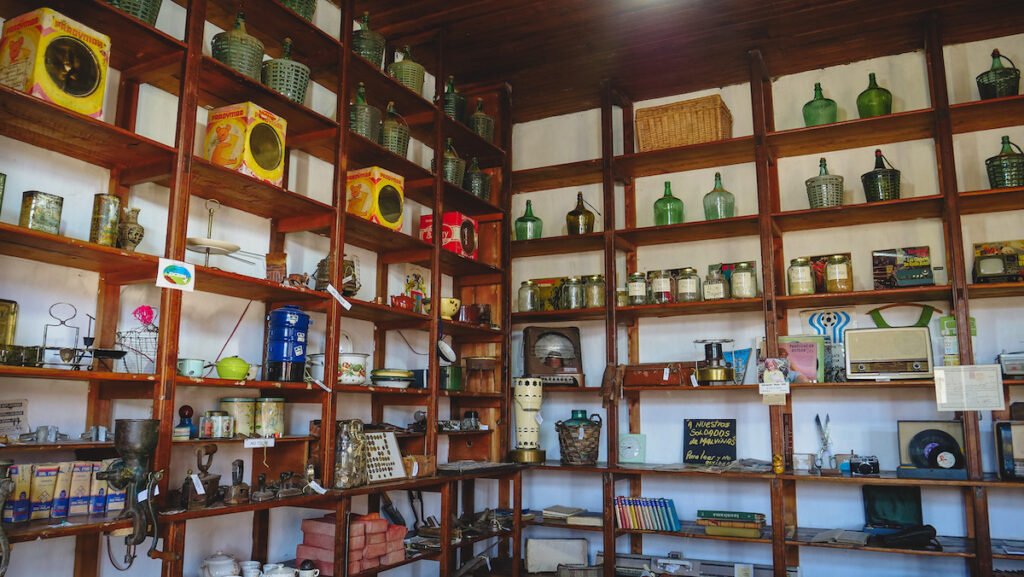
204, 102, 287, 186
0, 8, 110, 118
346, 166, 404, 230
523, 326, 584, 387
420, 211, 478, 260
897, 420, 967, 480
999, 352, 1024, 377
972, 239, 1024, 283
872, 246, 935, 289
845, 327, 933, 380
995, 421, 1024, 480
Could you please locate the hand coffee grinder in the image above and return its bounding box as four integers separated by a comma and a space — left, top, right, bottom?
0, 460, 15, 577
96, 419, 167, 570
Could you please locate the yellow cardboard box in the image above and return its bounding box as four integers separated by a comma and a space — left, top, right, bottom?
204, 102, 287, 186
346, 166, 405, 231
0, 8, 110, 118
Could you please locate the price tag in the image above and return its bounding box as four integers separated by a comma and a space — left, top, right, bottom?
762, 393, 787, 406
326, 284, 352, 310
479, 425, 490, 431
578, 427, 585, 440
190, 474, 205, 495
534, 413, 544, 425
735, 563, 754, 577
759, 381, 790, 395
307, 481, 327, 495
137, 485, 160, 503
662, 367, 670, 381
244, 437, 276, 448
412, 462, 420, 477
689, 374, 699, 388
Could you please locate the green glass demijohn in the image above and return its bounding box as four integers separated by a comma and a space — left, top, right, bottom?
442, 138, 466, 188
702, 172, 735, 220
261, 38, 311, 104
515, 200, 543, 240
352, 12, 385, 69
349, 82, 381, 142
463, 158, 491, 200
857, 73, 892, 118
106, 0, 163, 26
212, 12, 265, 80
566, 192, 595, 235
802, 82, 837, 127
861, 149, 901, 202
469, 99, 495, 143
387, 46, 426, 96
977, 49, 1020, 100
986, 136, 1024, 189
564, 409, 591, 427
281, 0, 316, 21
654, 181, 684, 226
380, 101, 410, 157
443, 76, 467, 123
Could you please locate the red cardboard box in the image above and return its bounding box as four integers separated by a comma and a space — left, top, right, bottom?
302, 515, 336, 536
296, 544, 333, 564
365, 542, 387, 559
386, 524, 406, 542
368, 532, 385, 545
419, 212, 479, 260
386, 539, 403, 553
302, 531, 333, 550
383, 550, 406, 565
363, 557, 379, 570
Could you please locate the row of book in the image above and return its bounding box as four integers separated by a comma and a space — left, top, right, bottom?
613, 497, 681, 532
696, 510, 766, 539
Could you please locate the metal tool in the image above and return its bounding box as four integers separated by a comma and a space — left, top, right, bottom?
380, 492, 406, 527
251, 473, 275, 502
408, 490, 425, 532
223, 459, 249, 505
815, 413, 836, 472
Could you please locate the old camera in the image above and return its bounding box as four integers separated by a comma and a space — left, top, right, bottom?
849, 455, 881, 476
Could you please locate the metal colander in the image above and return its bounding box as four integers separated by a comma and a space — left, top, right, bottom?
261, 38, 310, 104
107, 0, 163, 26
806, 173, 843, 208
387, 47, 425, 96
281, 0, 316, 21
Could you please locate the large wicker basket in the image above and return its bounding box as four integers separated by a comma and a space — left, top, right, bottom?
636, 94, 732, 152
556, 413, 602, 466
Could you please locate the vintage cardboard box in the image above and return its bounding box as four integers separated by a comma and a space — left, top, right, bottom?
204, 102, 287, 186
29, 463, 60, 520
420, 211, 478, 260
68, 460, 95, 516
346, 166, 405, 230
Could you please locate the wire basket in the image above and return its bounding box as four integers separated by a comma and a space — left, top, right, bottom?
636, 94, 732, 152
987, 138, 1024, 188
261, 39, 310, 104
469, 104, 495, 144
116, 306, 159, 374
861, 154, 901, 202
977, 50, 1020, 100
444, 90, 467, 124
556, 414, 602, 466
106, 0, 163, 26
805, 173, 844, 209
557, 565, 603, 577
464, 166, 492, 200
280, 0, 316, 21
388, 47, 425, 96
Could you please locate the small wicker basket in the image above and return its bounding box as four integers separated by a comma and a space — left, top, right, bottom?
349, 96, 382, 143
977, 50, 1020, 100
106, 0, 163, 26
281, 0, 316, 21
636, 94, 732, 152
556, 413, 602, 466
469, 99, 495, 143
443, 154, 466, 188
353, 12, 385, 69
211, 12, 264, 81
861, 151, 901, 202
443, 79, 467, 124
464, 160, 491, 200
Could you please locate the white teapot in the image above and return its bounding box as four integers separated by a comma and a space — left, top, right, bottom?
200, 551, 240, 577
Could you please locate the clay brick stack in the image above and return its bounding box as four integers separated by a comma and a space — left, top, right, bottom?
297, 513, 407, 576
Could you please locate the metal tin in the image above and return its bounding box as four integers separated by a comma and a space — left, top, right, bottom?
19, 190, 63, 234
200, 410, 233, 439
255, 397, 285, 438
89, 193, 121, 246
220, 397, 256, 437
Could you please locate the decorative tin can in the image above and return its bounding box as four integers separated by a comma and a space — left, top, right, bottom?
346, 166, 404, 230
89, 194, 120, 246
380, 102, 410, 157
261, 38, 310, 104
19, 191, 63, 234
986, 136, 1024, 189
255, 397, 285, 438
281, 0, 316, 21
977, 49, 1020, 100
352, 12, 385, 69
468, 98, 495, 143
334, 419, 368, 489
205, 101, 287, 187
264, 305, 310, 382
106, 0, 163, 26
200, 410, 233, 439
387, 46, 425, 96
219, 398, 255, 437
211, 12, 264, 80
861, 149, 901, 202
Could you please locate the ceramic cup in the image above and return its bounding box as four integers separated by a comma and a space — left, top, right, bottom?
440, 297, 461, 320
242, 571, 261, 577
298, 570, 320, 577
239, 561, 261, 571
176, 358, 205, 377
263, 564, 283, 573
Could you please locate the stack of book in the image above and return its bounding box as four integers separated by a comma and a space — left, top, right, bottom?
613, 496, 681, 531
540, 505, 604, 527
695, 510, 766, 539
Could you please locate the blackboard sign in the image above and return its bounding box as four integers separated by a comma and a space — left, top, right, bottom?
684, 419, 737, 465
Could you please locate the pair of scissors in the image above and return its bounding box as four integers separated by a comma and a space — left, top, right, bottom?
815, 413, 836, 470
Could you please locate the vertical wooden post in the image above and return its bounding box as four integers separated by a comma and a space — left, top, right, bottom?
72, 533, 100, 577
427, 30, 447, 465
160, 521, 187, 577
333, 497, 351, 577
251, 509, 270, 565
512, 470, 523, 575
439, 481, 453, 577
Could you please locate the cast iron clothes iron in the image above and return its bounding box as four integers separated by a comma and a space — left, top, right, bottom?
251, 473, 276, 502
222, 459, 250, 505
180, 444, 222, 510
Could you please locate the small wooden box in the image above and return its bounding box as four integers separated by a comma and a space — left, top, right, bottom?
204, 102, 287, 186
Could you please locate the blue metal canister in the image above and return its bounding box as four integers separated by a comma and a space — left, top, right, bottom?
264, 305, 310, 381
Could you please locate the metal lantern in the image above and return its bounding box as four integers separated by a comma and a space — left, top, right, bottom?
380, 102, 410, 157
261, 38, 310, 104
211, 12, 264, 80
805, 158, 843, 209
977, 49, 1020, 100
387, 46, 425, 96
106, 0, 163, 26
352, 12, 385, 69
281, 0, 316, 21
861, 149, 901, 202
986, 136, 1024, 189
442, 139, 466, 188
443, 76, 466, 123
348, 83, 381, 142
468, 98, 495, 143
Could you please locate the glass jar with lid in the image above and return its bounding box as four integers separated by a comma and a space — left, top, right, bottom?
730, 262, 758, 299
675, 267, 702, 302
650, 270, 674, 304
787, 257, 815, 295
626, 273, 648, 305
825, 255, 853, 293
518, 280, 540, 312
584, 275, 606, 308
703, 269, 730, 301
616, 288, 628, 307
560, 277, 585, 310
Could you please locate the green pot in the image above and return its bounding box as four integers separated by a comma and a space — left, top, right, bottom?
216, 356, 250, 380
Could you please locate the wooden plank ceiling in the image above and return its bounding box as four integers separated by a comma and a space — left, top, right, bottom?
354, 0, 1023, 123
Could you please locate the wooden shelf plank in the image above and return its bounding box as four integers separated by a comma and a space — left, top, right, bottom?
530, 461, 609, 474
624, 384, 758, 392
615, 136, 755, 179
442, 114, 505, 168
443, 181, 504, 217
790, 380, 937, 390
0, 441, 115, 453
5, 511, 132, 544
334, 384, 430, 395
788, 526, 973, 558
512, 308, 605, 324
346, 132, 434, 203
160, 493, 331, 522
442, 320, 502, 342
512, 160, 604, 193
343, 297, 431, 325
435, 251, 502, 278
171, 435, 314, 445
781, 470, 975, 487
614, 463, 773, 481
960, 186, 1024, 215
968, 282, 1024, 300
950, 94, 1024, 135
0, 222, 158, 276
439, 389, 503, 398
776, 286, 951, 309
767, 108, 935, 158
616, 215, 760, 247
193, 265, 330, 304
0, 84, 176, 177
526, 518, 605, 532
511, 233, 605, 258
174, 376, 320, 391
350, 551, 439, 577
343, 215, 433, 254
541, 386, 602, 394
772, 195, 944, 233
616, 298, 763, 321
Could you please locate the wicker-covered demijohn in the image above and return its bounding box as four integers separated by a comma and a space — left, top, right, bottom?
806, 157, 844, 209
986, 135, 1024, 189
106, 0, 163, 26
861, 149, 901, 202
388, 46, 426, 96
556, 412, 602, 466
212, 12, 265, 80
261, 38, 310, 104
281, 0, 316, 21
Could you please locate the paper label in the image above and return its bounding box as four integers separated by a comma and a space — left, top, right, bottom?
826, 263, 848, 280
307, 481, 327, 495
678, 278, 698, 292
326, 284, 353, 310
704, 284, 725, 299
190, 474, 205, 495
479, 424, 490, 431
534, 413, 544, 425
137, 485, 160, 503
244, 437, 276, 448
156, 258, 195, 292
689, 374, 699, 387
578, 427, 586, 440
411, 462, 419, 477
759, 381, 790, 395
627, 281, 646, 297
652, 278, 671, 293
662, 367, 670, 381
732, 274, 756, 297
935, 365, 1005, 411
735, 563, 754, 577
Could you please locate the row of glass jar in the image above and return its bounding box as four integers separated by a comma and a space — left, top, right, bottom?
786, 255, 853, 295
622, 264, 759, 306
518, 275, 607, 312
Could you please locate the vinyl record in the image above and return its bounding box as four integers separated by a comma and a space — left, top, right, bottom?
908, 429, 964, 469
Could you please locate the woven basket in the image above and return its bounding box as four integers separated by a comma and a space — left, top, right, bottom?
388, 47, 425, 96
464, 163, 491, 200
281, 0, 316, 21
353, 13, 385, 69
987, 139, 1024, 188
107, 0, 163, 26
556, 414, 602, 466
261, 39, 310, 104
636, 94, 732, 152
806, 173, 844, 209
444, 88, 467, 123
977, 51, 1020, 100
443, 155, 466, 188
469, 100, 495, 143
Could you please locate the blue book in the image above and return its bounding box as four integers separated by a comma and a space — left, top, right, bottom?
667, 498, 682, 531
657, 498, 671, 531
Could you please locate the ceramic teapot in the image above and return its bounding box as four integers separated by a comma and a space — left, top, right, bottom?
200, 551, 239, 577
